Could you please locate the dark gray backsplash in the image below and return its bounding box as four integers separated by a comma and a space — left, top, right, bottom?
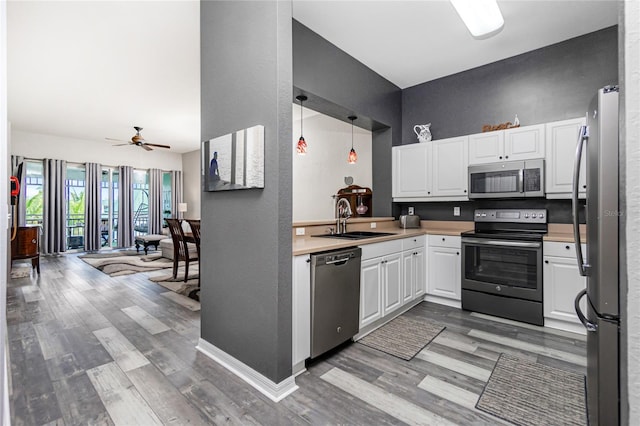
401, 26, 618, 144
394, 198, 586, 224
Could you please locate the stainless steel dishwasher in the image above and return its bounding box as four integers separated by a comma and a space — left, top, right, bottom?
310, 246, 362, 358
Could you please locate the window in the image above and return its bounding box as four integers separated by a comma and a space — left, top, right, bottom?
133, 170, 149, 235
66, 164, 86, 250
24, 161, 44, 226
162, 171, 172, 224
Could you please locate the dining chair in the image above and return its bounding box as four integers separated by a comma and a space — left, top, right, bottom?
186, 219, 201, 300
166, 219, 192, 282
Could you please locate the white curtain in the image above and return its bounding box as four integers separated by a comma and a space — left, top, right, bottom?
148, 168, 163, 234
84, 163, 102, 251
117, 166, 134, 248
171, 170, 183, 217
42, 159, 67, 254
10, 155, 26, 226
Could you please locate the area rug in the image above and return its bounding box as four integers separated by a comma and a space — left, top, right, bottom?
79, 250, 173, 277
476, 353, 587, 426
357, 315, 445, 360
10, 265, 32, 279
147, 263, 199, 299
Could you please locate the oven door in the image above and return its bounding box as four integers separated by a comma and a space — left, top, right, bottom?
461, 237, 542, 302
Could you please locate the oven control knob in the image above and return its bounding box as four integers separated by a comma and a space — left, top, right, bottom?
476, 213, 481, 217
539, 213, 544, 219
531, 213, 537, 218
524, 213, 529, 218
481, 213, 487, 217
496, 285, 501, 292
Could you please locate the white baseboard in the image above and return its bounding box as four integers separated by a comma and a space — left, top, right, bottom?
543, 318, 587, 336
423, 295, 462, 309
196, 338, 298, 402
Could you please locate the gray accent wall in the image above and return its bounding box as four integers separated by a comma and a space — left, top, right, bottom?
292, 20, 402, 217
397, 26, 618, 224
200, 1, 293, 383
402, 26, 618, 144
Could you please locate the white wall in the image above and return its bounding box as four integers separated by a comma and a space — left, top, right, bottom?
1, 1, 10, 422
181, 149, 201, 219
624, 0, 640, 422
11, 130, 183, 170
292, 105, 372, 221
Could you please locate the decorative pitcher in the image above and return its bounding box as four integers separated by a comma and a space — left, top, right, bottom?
413, 124, 432, 143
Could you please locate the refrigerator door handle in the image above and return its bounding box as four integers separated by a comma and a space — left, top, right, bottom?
572, 125, 589, 276
575, 289, 597, 332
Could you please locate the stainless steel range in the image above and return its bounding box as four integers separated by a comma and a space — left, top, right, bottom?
461, 208, 547, 326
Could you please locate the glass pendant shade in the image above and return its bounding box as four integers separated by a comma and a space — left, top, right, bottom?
348, 115, 357, 164
348, 148, 357, 164
297, 136, 307, 155
296, 95, 308, 155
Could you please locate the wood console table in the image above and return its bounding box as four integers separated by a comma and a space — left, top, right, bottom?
11, 225, 41, 274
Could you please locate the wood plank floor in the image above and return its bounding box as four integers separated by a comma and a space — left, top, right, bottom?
7, 254, 587, 425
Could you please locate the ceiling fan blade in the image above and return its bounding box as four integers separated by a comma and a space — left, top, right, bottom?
141, 144, 153, 151
112, 143, 131, 147
106, 137, 128, 142
143, 143, 171, 149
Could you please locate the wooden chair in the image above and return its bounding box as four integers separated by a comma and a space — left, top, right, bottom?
186, 219, 201, 301
165, 219, 192, 282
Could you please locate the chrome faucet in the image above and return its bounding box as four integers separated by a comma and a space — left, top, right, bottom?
335, 197, 352, 234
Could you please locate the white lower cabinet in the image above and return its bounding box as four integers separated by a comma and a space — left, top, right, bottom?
403, 247, 426, 303
543, 242, 587, 334
382, 253, 403, 315
360, 257, 384, 328
359, 237, 426, 330
427, 235, 461, 301
292, 254, 310, 368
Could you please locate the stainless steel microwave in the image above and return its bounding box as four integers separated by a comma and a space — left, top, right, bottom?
468, 159, 545, 199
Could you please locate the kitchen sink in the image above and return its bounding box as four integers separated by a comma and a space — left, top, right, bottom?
312, 231, 396, 240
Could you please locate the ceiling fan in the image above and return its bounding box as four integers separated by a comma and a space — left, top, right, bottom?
106, 126, 171, 151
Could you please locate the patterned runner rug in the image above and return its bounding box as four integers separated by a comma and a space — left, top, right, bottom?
476, 353, 587, 426
357, 314, 445, 360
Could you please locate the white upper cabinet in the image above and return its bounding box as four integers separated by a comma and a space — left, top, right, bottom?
545, 117, 587, 198
393, 137, 468, 201
468, 124, 545, 165
468, 131, 504, 164
392, 142, 431, 198
504, 124, 546, 161
432, 136, 469, 197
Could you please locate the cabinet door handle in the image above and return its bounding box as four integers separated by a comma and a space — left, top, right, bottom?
464, 189, 467, 193
456, 252, 459, 255
545, 260, 549, 264
505, 155, 509, 159
427, 191, 431, 195
499, 156, 503, 159
31, 239, 37, 244
442, 237, 445, 241
306, 258, 311, 263
565, 245, 571, 250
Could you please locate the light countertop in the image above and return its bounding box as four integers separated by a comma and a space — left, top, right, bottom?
292, 220, 587, 255
292, 220, 473, 256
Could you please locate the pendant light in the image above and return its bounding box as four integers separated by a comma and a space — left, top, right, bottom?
348, 115, 357, 164
296, 95, 308, 155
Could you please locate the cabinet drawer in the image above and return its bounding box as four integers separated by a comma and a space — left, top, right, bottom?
544, 242, 586, 258
428, 234, 461, 249
402, 235, 425, 252
360, 239, 403, 260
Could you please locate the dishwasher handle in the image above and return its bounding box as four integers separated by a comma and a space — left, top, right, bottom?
326, 256, 352, 265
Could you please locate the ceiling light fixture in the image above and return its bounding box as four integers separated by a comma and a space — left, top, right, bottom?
348, 115, 357, 164
450, 0, 504, 39
296, 95, 308, 155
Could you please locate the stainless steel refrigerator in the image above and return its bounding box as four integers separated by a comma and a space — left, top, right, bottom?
572, 85, 620, 426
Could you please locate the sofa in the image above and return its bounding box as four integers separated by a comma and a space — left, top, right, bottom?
159, 238, 198, 260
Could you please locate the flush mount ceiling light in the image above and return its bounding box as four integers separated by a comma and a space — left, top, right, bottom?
296, 95, 308, 155
450, 0, 504, 39
348, 115, 357, 164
